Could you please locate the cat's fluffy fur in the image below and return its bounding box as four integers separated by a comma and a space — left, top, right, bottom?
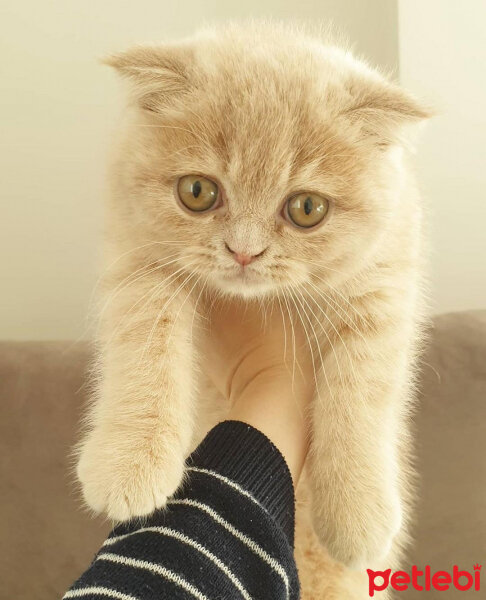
77, 22, 430, 598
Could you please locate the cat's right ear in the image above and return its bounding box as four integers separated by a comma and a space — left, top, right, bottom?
102, 44, 193, 112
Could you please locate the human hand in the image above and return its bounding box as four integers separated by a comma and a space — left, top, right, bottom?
203, 297, 315, 483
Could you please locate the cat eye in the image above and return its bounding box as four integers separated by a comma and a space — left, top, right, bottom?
177, 175, 219, 212
285, 193, 330, 229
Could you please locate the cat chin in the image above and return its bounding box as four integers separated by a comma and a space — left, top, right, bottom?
211, 275, 276, 300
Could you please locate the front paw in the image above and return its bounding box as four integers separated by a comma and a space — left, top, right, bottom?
77, 432, 185, 521
312, 489, 403, 569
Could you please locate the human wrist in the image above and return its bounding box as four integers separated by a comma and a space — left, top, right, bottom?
228, 372, 310, 484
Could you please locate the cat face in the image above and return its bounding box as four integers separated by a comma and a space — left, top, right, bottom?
107, 24, 429, 299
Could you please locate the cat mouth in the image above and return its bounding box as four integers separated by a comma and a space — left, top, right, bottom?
224, 265, 262, 282
214, 265, 271, 293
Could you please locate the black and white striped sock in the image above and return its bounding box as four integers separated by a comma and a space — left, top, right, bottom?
65, 420, 300, 600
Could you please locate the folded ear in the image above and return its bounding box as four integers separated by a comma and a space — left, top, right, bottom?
103, 44, 194, 112
342, 75, 433, 148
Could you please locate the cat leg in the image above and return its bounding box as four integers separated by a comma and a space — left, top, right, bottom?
77, 270, 198, 521
309, 300, 416, 570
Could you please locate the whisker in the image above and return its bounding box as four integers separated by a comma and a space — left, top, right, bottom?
137, 264, 199, 365
103, 262, 197, 353
305, 278, 373, 355
68, 242, 185, 351
297, 286, 345, 390
276, 294, 288, 365
296, 257, 352, 278
287, 288, 323, 402
281, 288, 297, 388
159, 272, 203, 377
96, 254, 182, 338
135, 123, 201, 137
208, 286, 220, 314
305, 269, 378, 333
304, 282, 363, 389
190, 273, 210, 347
90, 240, 185, 309
290, 286, 330, 403
142, 240, 188, 246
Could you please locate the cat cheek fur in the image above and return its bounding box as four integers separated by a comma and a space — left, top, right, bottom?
77, 22, 430, 596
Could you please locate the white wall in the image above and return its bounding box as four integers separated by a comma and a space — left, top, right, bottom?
399, 0, 486, 313
5, 1, 485, 339
1, 0, 398, 340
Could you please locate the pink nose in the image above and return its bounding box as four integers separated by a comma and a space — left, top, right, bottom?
225, 243, 266, 267
233, 253, 254, 266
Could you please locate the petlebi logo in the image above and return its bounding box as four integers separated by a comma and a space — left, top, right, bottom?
367, 564, 481, 596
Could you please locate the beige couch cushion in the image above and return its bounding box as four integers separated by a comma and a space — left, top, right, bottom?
404, 311, 486, 598
0, 311, 485, 599
0, 342, 108, 599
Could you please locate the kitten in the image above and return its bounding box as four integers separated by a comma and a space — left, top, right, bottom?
77, 22, 429, 597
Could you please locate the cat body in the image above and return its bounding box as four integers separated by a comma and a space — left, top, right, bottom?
77, 23, 429, 598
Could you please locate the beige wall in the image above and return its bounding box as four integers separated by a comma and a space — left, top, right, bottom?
3, 1, 399, 340
399, 0, 486, 313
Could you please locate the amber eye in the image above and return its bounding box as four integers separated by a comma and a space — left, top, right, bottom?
286, 193, 329, 228
177, 175, 219, 212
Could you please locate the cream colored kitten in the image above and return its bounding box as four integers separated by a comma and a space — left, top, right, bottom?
77, 22, 429, 598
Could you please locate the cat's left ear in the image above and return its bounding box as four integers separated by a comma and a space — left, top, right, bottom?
103, 44, 194, 112
343, 75, 433, 149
